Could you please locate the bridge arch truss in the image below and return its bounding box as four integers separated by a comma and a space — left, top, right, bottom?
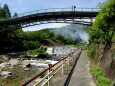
0, 7, 99, 28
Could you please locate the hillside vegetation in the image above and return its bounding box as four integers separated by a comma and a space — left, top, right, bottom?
88, 0, 115, 44
87, 0, 115, 85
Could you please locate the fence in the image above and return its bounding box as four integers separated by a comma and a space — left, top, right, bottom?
20, 47, 81, 86
0, 7, 99, 22
17, 7, 99, 17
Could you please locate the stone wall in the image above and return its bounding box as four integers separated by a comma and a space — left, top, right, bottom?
90, 43, 115, 80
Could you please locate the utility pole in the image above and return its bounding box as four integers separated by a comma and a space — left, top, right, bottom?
72, 6, 76, 11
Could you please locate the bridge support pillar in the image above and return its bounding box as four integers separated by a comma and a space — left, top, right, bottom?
48, 64, 52, 86
68, 58, 70, 66
62, 64, 64, 75
61, 58, 64, 75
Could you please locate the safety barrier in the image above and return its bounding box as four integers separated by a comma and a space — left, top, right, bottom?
20, 47, 81, 86
17, 7, 99, 17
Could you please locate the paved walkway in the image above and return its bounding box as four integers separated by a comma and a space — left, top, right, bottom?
68, 50, 96, 86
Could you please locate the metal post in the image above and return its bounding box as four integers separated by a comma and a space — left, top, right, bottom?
68, 57, 70, 66
92, 8, 93, 11
73, 6, 76, 11
62, 8, 63, 11
45, 9, 46, 12
71, 53, 74, 64
73, 53, 75, 62
48, 70, 50, 86
72, 6, 76, 23
91, 17, 93, 25
48, 64, 52, 86
62, 57, 64, 75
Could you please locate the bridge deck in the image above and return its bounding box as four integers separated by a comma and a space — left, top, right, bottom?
0, 10, 98, 27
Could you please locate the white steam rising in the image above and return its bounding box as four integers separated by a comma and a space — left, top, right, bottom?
50, 24, 89, 43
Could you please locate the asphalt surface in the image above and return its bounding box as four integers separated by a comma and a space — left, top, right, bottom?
68, 50, 96, 86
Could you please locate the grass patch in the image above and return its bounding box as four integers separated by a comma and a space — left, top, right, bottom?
27, 49, 50, 58
91, 66, 111, 86
27, 50, 39, 55
87, 48, 96, 58
87, 48, 99, 64
91, 57, 99, 64
64, 67, 72, 72
64, 67, 72, 74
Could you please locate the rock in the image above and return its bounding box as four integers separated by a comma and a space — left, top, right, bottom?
0, 84, 3, 86
1, 71, 12, 79
9, 59, 19, 66
21, 58, 26, 60
27, 55, 38, 58
0, 55, 9, 60
22, 60, 31, 68
4, 75, 11, 79
23, 63, 31, 68
24, 68, 30, 71
0, 63, 9, 69
26, 63, 31, 67
17, 58, 21, 60
39, 68, 44, 71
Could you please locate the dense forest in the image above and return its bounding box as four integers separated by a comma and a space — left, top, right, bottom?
0, 4, 76, 54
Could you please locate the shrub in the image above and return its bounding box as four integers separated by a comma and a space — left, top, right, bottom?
87, 48, 96, 58
36, 46, 48, 52
27, 50, 51, 59
91, 66, 104, 78
97, 76, 111, 86
27, 50, 39, 55
23, 40, 40, 50
91, 66, 111, 86
37, 52, 50, 58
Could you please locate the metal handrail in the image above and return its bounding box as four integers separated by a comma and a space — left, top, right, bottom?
0, 7, 99, 22
20, 48, 80, 86
18, 7, 99, 17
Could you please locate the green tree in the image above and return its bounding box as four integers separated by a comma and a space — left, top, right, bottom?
65, 36, 75, 44
88, 0, 115, 44
3, 4, 11, 18
13, 12, 18, 18
0, 8, 6, 19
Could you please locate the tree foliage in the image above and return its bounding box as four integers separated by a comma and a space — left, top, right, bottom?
88, 0, 115, 44
13, 12, 18, 18
3, 4, 11, 18
0, 8, 6, 19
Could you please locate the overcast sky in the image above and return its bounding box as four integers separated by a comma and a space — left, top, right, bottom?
0, 0, 107, 31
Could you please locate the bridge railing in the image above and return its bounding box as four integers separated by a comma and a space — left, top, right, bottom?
20, 47, 81, 86
0, 7, 99, 22
75, 8, 99, 12
17, 8, 72, 17
18, 7, 99, 18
